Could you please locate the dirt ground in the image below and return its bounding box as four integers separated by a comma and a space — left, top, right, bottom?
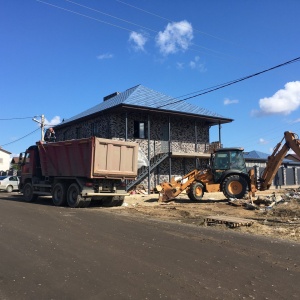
106, 189, 300, 243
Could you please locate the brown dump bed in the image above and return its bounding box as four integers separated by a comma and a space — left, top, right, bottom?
38, 137, 138, 179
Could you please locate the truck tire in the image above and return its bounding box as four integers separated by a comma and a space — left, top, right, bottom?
188, 182, 204, 201
6, 185, 13, 193
67, 183, 84, 208
23, 182, 38, 202
113, 196, 125, 206
80, 198, 91, 208
52, 182, 67, 206
222, 175, 247, 199
102, 196, 125, 207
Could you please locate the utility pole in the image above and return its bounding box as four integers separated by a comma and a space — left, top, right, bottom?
32, 114, 45, 141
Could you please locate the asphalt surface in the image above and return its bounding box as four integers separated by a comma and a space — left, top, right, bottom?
0, 192, 300, 300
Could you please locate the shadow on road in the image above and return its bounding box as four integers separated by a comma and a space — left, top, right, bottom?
0, 192, 54, 206
144, 197, 228, 204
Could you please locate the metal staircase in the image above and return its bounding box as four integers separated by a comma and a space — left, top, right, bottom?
126, 152, 169, 191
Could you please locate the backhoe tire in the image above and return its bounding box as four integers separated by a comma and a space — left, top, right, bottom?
52, 182, 67, 206
188, 182, 204, 201
23, 182, 38, 202
222, 175, 247, 199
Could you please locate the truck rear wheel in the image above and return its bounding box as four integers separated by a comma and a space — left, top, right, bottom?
23, 182, 38, 202
102, 196, 125, 207
52, 182, 67, 206
67, 183, 84, 208
222, 175, 247, 199
188, 182, 204, 201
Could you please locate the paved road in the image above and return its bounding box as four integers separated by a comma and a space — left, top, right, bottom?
0, 192, 299, 299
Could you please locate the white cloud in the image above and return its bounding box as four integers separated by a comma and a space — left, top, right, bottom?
97, 53, 113, 60
189, 61, 196, 68
156, 20, 193, 55
255, 81, 300, 116
45, 116, 61, 127
176, 62, 184, 69
224, 98, 239, 105
290, 117, 300, 123
189, 56, 199, 69
189, 56, 206, 72
129, 31, 148, 51
259, 138, 268, 145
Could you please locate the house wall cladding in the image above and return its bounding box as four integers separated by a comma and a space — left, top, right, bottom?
56, 110, 210, 190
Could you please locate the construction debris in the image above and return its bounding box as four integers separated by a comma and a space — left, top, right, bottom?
205, 215, 255, 228
228, 191, 290, 211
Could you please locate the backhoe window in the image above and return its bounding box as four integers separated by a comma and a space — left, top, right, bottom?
230, 151, 247, 172
213, 150, 247, 172
214, 153, 229, 169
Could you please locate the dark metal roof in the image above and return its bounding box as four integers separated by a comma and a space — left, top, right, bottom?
244, 150, 300, 165
57, 85, 233, 127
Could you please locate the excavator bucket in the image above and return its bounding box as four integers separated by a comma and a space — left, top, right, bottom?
157, 182, 178, 202
157, 170, 201, 202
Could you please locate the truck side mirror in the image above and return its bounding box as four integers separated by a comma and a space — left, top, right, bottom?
18, 153, 24, 166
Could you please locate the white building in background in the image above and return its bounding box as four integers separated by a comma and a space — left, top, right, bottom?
0, 148, 11, 173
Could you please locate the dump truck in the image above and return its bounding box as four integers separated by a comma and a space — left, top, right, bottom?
19, 137, 138, 208
157, 131, 300, 202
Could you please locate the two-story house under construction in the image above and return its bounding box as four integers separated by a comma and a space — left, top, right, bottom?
54, 85, 233, 192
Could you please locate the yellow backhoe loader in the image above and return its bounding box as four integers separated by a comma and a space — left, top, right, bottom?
157, 131, 300, 202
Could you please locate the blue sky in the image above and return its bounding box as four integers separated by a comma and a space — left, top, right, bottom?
1, 0, 300, 158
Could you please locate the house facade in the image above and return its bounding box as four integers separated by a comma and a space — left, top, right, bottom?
54, 85, 232, 192
0, 147, 12, 174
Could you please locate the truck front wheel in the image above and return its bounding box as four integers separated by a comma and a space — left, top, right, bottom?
23, 182, 38, 202
188, 182, 204, 201
67, 183, 84, 208
222, 175, 247, 199
52, 182, 67, 206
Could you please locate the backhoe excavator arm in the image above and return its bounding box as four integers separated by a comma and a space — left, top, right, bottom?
259, 131, 300, 190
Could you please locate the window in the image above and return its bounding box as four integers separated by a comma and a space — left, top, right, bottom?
214, 153, 229, 169
134, 121, 147, 139
76, 127, 81, 139
91, 123, 95, 136
91, 123, 98, 136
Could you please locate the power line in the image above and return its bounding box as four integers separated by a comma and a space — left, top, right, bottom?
36, 0, 142, 33
64, 0, 235, 58
36, 0, 239, 61
63, 0, 156, 33
116, 0, 229, 41
0, 128, 40, 147
157, 56, 300, 108
116, 0, 262, 55
0, 116, 40, 121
